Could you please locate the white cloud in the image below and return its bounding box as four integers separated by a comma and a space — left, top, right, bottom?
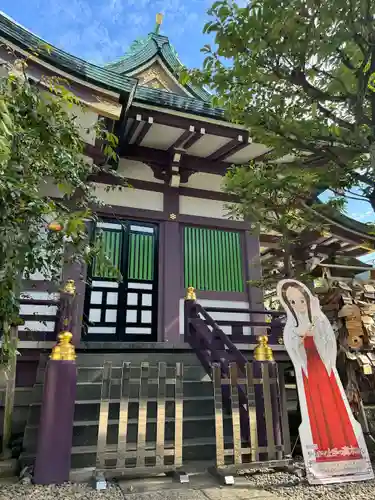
350, 210, 374, 222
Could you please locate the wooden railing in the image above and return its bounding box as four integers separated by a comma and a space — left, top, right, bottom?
195, 305, 285, 345
18, 281, 60, 342
184, 288, 288, 449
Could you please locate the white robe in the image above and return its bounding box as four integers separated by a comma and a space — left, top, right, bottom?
284, 312, 337, 377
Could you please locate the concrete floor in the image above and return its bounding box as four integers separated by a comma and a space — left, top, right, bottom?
118, 472, 279, 500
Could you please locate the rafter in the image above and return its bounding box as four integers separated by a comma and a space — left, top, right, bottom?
122, 144, 229, 175
169, 126, 196, 151
127, 106, 246, 140
207, 134, 249, 162
133, 116, 153, 146
183, 128, 205, 150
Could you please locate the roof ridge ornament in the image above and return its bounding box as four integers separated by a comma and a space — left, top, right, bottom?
154, 13, 163, 34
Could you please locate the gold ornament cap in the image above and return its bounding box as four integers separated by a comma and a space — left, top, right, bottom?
254, 335, 274, 361
50, 331, 76, 361
63, 279, 76, 295
185, 286, 196, 301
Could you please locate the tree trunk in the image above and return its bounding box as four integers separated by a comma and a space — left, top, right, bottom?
1, 325, 17, 458
369, 144, 375, 213
282, 232, 294, 278
369, 45, 375, 212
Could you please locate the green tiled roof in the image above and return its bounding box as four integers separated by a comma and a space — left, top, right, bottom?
0, 12, 137, 95
135, 86, 224, 119
313, 198, 375, 241
105, 33, 211, 102
0, 12, 223, 119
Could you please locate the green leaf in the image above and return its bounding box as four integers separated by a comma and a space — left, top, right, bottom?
0, 53, 114, 367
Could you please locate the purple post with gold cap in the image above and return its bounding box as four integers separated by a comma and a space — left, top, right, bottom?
33, 280, 77, 485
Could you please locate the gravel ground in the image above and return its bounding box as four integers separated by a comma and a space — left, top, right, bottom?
1, 466, 375, 500
245, 467, 375, 500
0, 482, 125, 500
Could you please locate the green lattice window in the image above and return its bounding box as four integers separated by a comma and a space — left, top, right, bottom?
93, 229, 121, 278
128, 232, 154, 281
184, 226, 244, 292
92, 224, 155, 281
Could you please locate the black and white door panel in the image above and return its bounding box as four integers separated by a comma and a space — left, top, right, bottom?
84, 220, 158, 341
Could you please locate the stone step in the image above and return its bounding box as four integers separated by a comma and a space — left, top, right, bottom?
75, 352, 204, 367
21, 437, 233, 470
0, 387, 35, 408
23, 417, 234, 451
75, 365, 211, 384
26, 397, 219, 427
29, 378, 214, 401
20, 350, 293, 473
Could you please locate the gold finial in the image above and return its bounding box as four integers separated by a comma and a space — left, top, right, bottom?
50, 331, 76, 361
155, 13, 163, 34
156, 12, 163, 25
63, 279, 76, 295
50, 343, 61, 360
185, 286, 196, 301
254, 335, 274, 362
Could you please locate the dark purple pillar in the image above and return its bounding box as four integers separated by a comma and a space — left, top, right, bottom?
162, 188, 181, 343
33, 360, 77, 484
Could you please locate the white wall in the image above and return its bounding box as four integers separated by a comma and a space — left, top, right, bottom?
179, 196, 241, 220
67, 104, 98, 145
185, 172, 224, 192
92, 183, 164, 211
117, 159, 164, 183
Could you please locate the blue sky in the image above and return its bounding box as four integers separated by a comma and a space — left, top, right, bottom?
1, 0, 218, 68
1, 1, 374, 261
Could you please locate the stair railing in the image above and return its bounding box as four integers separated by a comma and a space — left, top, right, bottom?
184, 287, 285, 445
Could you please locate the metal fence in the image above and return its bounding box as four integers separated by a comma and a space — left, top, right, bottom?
94, 359, 291, 483
95, 361, 184, 479
211, 362, 291, 481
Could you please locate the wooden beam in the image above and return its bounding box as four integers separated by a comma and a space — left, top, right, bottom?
219, 140, 250, 161
258, 234, 280, 247
183, 128, 205, 150
207, 135, 248, 162
134, 116, 153, 146
122, 144, 229, 175
127, 105, 246, 140
169, 126, 196, 151
123, 114, 144, 145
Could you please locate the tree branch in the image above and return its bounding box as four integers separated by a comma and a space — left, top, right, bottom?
330, 188, 368, 202
336, 48, 357, 71
316, 103, 355, 131
312, 65, 351, 95
352, 171, 375, 188
348, 0, 369, 55
286, 68, 351, 103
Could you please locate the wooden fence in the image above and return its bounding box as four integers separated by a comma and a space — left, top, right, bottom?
95, 361, 184, 479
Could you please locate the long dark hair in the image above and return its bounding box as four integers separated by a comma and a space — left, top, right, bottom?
281, 282, 312, 327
